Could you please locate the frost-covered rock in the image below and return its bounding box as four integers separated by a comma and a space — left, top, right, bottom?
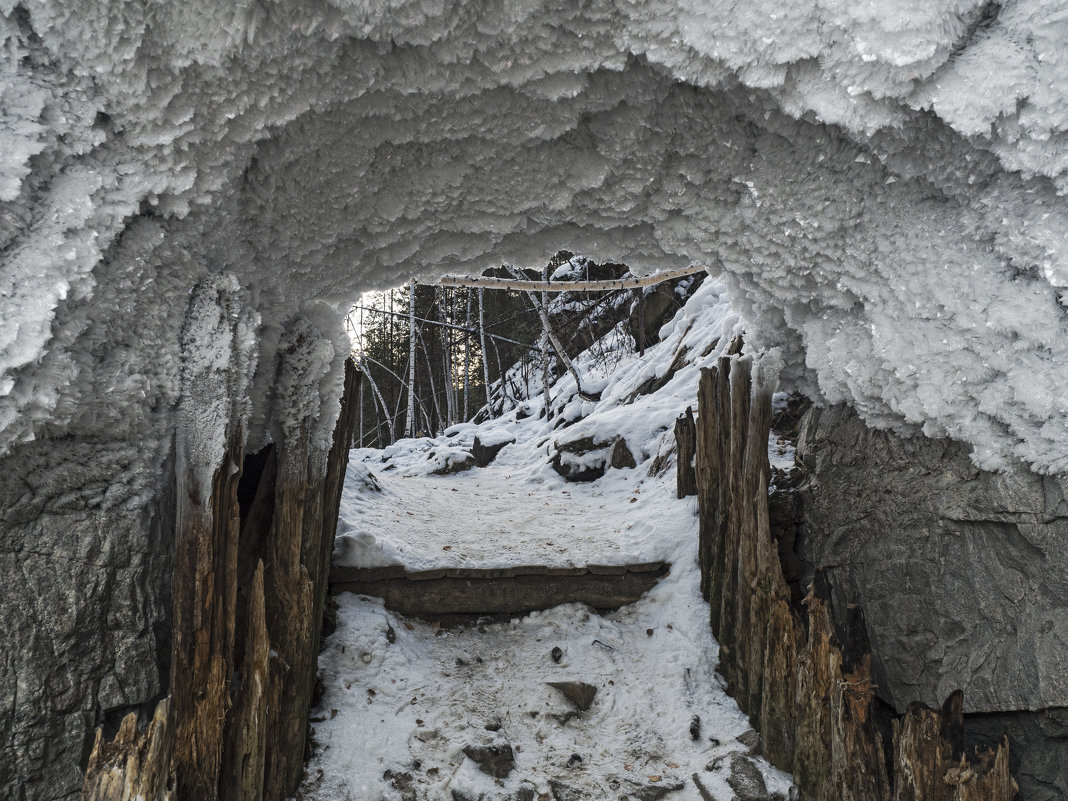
798, 404, 1068, 715
1, 0, 1068, 473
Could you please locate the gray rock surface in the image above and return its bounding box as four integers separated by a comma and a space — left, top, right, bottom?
0, 439, 174, 801
797, 404, 1068, 714
547, 681, 598, 711
462, 740, 515, 778
797, 404, 1068, 799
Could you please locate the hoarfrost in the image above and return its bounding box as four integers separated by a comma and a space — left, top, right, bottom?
1, 0, 1067, 477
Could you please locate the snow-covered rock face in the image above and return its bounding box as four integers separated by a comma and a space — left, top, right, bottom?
2, 1, 1068, 472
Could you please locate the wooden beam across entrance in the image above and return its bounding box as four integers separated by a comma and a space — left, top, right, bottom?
432, 264, 708, 292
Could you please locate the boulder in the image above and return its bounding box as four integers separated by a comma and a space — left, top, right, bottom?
725, 755, 769, 801
547, 681, 598, 711
797, 404, 1068, 714
472, 436, 514, 467
610, 438, 636, 469
431, 452, 476, 475
463, 740, 515, 778
550, 435, 635, 482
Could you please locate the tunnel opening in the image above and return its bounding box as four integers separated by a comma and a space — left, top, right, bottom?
3, 3, 1067, 800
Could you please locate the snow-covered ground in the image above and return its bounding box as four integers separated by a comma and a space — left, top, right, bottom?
303, 459, 792, 801
300, 280, 796, 800
333, 462, 674, 571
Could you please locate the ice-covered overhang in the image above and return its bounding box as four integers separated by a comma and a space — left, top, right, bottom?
1, 0, 1067, 472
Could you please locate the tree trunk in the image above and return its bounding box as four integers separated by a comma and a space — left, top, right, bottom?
464, 291, 472, 420
406, 281, 417, 438
479, 288, 492, 417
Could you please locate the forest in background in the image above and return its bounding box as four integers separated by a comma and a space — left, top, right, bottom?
348, 252, 700, 447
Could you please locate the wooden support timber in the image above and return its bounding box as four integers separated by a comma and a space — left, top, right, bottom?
674, 406, 697, 499
433, 264, 707, 292
82, 698, 173, 801
685, 357, 1018, 801
262, 356, 362, 801
83, 356, 362, 801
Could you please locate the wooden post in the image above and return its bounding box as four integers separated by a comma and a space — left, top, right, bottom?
220, 562, 269, 801
82, 698, 173, 801
718, 356, 751, 689
687, 354, 1018, 801
674, 407, 698, 498
262, 350, 362, 801
169, 277, 253, 801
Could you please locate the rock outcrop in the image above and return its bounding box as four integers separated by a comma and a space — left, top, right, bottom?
796, 403, 1068, 799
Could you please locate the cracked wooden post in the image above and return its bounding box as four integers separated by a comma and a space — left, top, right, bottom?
170, 276, 255, 800
687, 350, 1018, 801
220, 561, 269, 801
262, 347, 362, 801
699, 358, 731, 614
717, 356, 751, 689
675, 406, 697, 499
735, 370, 773, 716
82, 698, 173, 801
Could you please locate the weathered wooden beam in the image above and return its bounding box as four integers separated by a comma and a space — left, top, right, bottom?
718, 356, 751, 690
331, 564, 669, 617
893, 692, 963, 801
948, 738, 1017, 801
735, 377, 773, 715
687, 354, 1019, 801
703, 359, 731, 616
82, 697, 173, 801
433, 264, 707, 292
828, 603, 892, 801
262, 354, 364, 801
694, 368, 716, 601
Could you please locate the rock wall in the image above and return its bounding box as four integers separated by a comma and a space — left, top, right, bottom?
0, 439, 174, 799
796, 404, 1068, 799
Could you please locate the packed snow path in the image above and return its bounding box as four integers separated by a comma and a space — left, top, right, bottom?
300, 456, 793, 801
332, 465, 678, 572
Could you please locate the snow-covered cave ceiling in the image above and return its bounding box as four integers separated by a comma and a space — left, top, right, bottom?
2, 0, 1068, 477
